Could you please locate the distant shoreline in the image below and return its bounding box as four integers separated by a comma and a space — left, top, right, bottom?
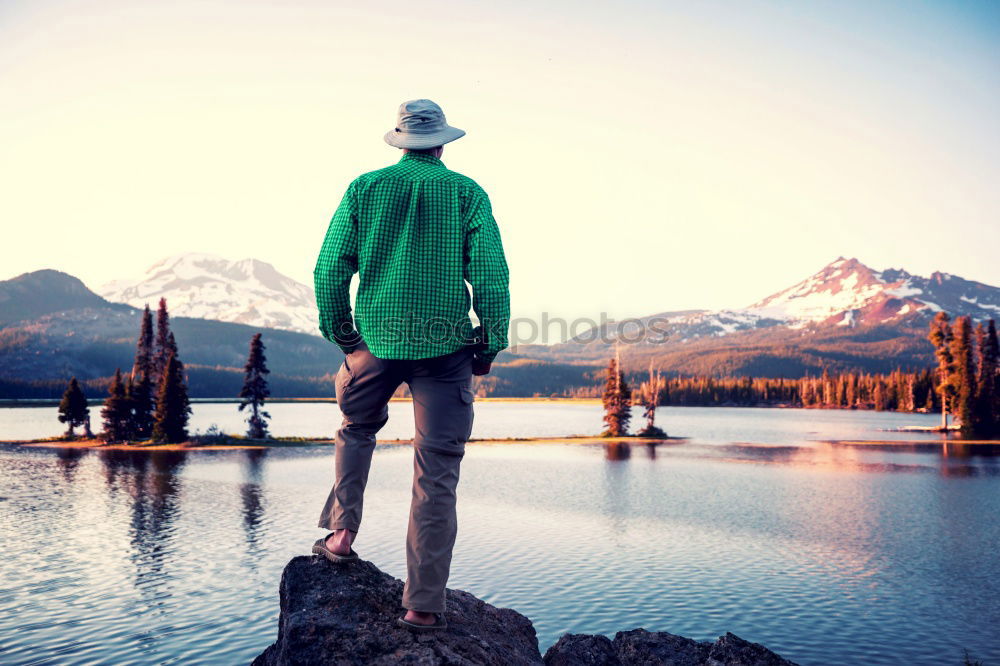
1, 397, 602, 407
3, 434, 686, 451
5, 433, 998, 452
0, 398, 945, 415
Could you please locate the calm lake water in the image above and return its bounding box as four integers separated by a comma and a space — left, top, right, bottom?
1, 404, 998, 665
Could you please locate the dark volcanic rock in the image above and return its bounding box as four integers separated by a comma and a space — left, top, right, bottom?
707, 632, 797, 665
543, 633, 620, 665
252, 555, 797, 666
542, 628, 798, 666
250, 555, 544, 665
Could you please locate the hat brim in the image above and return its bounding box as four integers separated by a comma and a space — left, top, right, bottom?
384, 125, 466, 149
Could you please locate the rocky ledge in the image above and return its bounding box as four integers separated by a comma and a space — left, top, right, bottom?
251, 555, 798, 666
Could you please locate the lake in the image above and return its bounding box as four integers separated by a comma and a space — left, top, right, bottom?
1, 404, 998, 665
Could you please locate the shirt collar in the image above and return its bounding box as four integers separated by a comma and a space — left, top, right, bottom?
399, 151, 444, 167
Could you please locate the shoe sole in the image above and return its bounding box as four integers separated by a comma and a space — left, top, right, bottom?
396, 616, 447, 632
312, 537, 359, 563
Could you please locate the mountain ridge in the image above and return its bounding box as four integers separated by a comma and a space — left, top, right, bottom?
571, 256, 1000, 349
32, 253, 1000, 346
3, 257, 999, 397
97, 252, 320, 336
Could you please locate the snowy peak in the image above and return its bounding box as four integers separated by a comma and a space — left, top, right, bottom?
744, 256, 1000, 329
745, 257, 889, 323
602, 257, 1000, 349
98, 253, 320, 336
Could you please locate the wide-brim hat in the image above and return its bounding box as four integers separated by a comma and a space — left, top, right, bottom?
384, 98, 466, 150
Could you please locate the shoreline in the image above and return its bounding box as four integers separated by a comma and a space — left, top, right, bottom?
3, 434, 689, 451
0, 397, 945, 412
823, 438, 1000, 446
5, 434, 1000, 451
0, 396, 604, 407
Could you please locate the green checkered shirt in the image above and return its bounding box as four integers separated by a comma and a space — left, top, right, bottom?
314, 151, 510, 362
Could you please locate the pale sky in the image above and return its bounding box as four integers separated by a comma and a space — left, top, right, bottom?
2, 0, 998, 324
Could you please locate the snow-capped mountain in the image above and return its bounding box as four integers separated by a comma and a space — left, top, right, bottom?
98, 253, 320, 336
96, 254, 1000, 345
576, 257, 1000, 346
744, 256, 1000, 328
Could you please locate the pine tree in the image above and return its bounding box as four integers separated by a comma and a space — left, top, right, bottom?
153, 297, 174, 387
57, 377, 89, 437
928, 311, 955, 429
950, 315, 976, 433
101, 369, 132, 443
637, 362, 666, 438
974, 319, 999, 436
152, 350, 192, 444
123, 372, 139, 442
601, 350, 632, 436
873, 382, 886, 411
238, 333, 272, 439
130, 304, 155, 439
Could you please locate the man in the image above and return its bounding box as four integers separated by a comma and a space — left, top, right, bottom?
311, 99, 510, 631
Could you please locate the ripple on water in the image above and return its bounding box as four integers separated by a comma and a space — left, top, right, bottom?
1, 436, 999, 665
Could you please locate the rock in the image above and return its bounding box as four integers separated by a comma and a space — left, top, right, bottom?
706, 632, 798, 666
543, 634, 620, 665
612, 628, 712, 664
251, 555, 798, 666
250, 555, 544, 665
542, 628, 798, 666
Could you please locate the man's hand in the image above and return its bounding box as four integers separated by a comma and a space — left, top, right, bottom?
472, 355, 492, 376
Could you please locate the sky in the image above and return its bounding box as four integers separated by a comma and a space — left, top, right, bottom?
2, 0, 999, 326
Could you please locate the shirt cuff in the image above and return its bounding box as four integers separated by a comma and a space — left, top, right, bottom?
476, 349, 499, 364
322, 319, 363, 353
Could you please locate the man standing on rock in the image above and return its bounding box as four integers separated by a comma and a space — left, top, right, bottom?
311, 99, 510, 631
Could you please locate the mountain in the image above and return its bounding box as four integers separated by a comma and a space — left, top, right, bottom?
98, 253, 320, 336
0, 268, 590, 400
742, 256, 1000, 327
3, 257, 999, 398
524, 256, 1000, 376
0, 269, 343, 399
562, 256, 1000, 348
0, 269, 131, 327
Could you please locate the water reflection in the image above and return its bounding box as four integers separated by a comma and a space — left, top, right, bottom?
99, 450, 188, 630
240, 449, 268, 569
603, 440, 632, 461
602, 441, 632, 533
3, 410, 1000, 666
942, 441, 1000, 458
55, 447, 86, 483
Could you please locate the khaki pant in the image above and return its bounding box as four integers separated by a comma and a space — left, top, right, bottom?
316, 341, 476, 613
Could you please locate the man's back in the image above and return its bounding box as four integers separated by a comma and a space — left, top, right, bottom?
314, 150, 509, 362
313, 99, 511, 631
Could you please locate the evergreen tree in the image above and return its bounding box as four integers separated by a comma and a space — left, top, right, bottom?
161, 331, 179, 383
928, 311, 955, 429
101, 369, 132, 443
123, 372, 139, 442
601, 351, 632, 436
153, 297, 174, 387
637, 362, 666, 438
950, 315, 976, 432
873, 382, 887, 411
974, 319, 999, 436
131, 304, 155, 439
152, 350, 192, 444
57, 377, 89, 437
238, 333, 272, 439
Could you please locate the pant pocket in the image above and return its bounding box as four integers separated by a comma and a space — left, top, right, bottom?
335, 359, 356, 403
458, 383, 474, 441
